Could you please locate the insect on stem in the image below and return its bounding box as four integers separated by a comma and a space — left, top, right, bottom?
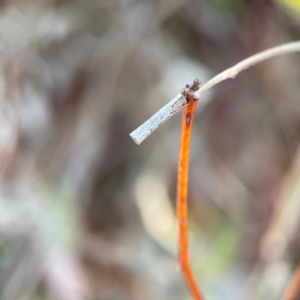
177, 79, 205, 300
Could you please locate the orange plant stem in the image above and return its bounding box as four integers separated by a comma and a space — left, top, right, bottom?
177, 91, 205, 300
281, 264, 300, 300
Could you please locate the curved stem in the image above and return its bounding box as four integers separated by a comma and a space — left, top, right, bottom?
130, 41, 300, 144
177, 92, 205, 300
281, 264, 300, 300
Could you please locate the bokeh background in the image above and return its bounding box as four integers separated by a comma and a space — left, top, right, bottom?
1, 0, 300, 300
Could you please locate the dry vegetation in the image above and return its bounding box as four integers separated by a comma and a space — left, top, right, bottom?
0, 1, 300, 300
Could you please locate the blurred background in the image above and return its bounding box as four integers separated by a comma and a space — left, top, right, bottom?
0, 0, 300, 300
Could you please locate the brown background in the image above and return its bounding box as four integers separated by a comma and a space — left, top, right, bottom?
0, 1, 300, 300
